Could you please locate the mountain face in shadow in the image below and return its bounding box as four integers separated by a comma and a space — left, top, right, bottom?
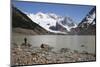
70, 6, 96, 35
12, 6, 48, 35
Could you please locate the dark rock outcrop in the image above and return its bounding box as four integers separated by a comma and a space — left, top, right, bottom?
49, 22, 68, 32
40, 43, 54, 51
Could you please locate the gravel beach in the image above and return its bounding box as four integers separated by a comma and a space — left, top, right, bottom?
11, 43, 96, 66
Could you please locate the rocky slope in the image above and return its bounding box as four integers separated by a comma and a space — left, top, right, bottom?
12, 6, 48, 35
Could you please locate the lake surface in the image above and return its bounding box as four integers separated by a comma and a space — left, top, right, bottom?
12, 35, 96, 54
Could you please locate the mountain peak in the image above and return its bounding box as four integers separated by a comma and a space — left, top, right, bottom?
36, 12, 44, 15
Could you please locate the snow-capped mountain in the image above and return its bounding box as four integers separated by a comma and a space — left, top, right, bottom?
26, 12, 77, 34
70, 7, 96, 35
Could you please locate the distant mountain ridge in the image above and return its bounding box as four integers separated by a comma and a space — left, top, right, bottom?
12, 6, 96, 35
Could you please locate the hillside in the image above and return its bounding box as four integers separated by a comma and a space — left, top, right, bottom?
12, 6, 48, 35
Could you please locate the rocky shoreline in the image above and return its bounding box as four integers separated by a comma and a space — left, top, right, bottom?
11, 43, 96, 66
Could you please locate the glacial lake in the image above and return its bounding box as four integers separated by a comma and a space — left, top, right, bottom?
12, 35, 96, 54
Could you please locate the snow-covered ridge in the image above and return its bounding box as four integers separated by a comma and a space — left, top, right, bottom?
78, 7, 96, 27
26, 12, 77, 34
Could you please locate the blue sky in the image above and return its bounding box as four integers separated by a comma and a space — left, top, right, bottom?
12, 1, 95, 24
